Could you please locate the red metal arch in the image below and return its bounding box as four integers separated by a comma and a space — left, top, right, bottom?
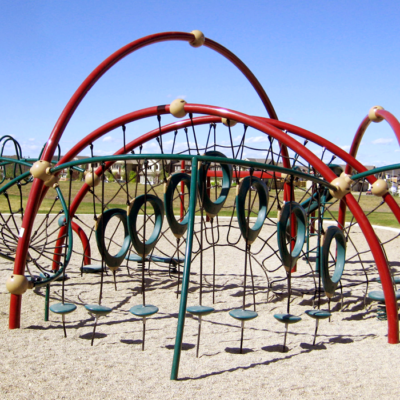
10, 98, 398, 344
42, 103, 399, 344
11, 29, 293, 327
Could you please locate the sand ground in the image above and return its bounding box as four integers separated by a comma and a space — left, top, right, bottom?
1, 215, 400, 399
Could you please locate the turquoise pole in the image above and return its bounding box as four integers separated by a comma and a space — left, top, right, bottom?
170, 156, 198, 380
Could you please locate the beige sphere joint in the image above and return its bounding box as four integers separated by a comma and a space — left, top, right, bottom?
30, 160, 51, 181
85, 172, 101, 187
30, 161, 60, 188
368, 106, 384, 123
371, 179, 388, 197
189, 30, 205, 48
170, 99, 187, 118
6, 274, 33, 295
329, 172, 354, 199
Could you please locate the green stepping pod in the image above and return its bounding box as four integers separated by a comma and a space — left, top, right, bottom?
198, 151, 232, 218
81, 265, 103, 273
187, 305, 214, 316
84, 304, 112, 316
128, 194, 164, 258
130, 304, 159, 317
321, 226, 346, 297
229, 309, 258, 320
274, 313, 302, 324
164, 172, 191, 238
95, 208, 131, 269
277, 202, 306, 271
39, 272, 67, 282
236, 176, 269, 244
368, 290, 400, 302
305, 310, 331, 319
50, 303, 77, 314
376, 277, 400, 284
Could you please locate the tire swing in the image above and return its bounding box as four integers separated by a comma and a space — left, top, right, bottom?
274, 200, 306, 352
236, 175, 269, 245
229, 174, 268, 353
128, 194, 164, 258
95, 208, 131, 289
127, 186, 164, 350
164, 172, 191, 295
277, 202, 306, 272
164, 172, 191, 238
320, 226, 346, 298
198, 151, 232, 219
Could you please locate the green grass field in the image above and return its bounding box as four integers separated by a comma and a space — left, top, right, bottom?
1, 180, 399, 228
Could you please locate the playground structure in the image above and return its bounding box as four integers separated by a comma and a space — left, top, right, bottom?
1, 31, 400, 380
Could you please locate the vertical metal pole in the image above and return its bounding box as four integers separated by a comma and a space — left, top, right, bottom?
171, 157, 198, 380
313, 319, 319, 346
44, 284, 50, 321
196, 316, 202, 358
283, 322, 288, 352
142, 317, 146, 351
62, 314, 67, 338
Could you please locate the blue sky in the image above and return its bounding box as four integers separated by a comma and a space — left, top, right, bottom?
1, 1, 399, 167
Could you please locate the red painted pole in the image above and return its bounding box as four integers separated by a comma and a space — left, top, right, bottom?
52, 221, 91, 270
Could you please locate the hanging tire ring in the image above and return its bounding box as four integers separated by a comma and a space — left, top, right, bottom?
95, 208, 131, 270
277, 201, 306, 272
164, 172, 191, 238
128, 194, 164, 258
236, 175, 269, 244
321, 226, 346, 298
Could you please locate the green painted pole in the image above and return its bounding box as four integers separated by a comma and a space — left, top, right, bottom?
44, 284, 50, 321
170, 156, 198, 380
351, 163, 400, 181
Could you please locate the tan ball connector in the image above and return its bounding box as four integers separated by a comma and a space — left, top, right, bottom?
85, 172, 101, 187
221, 118, 237, 127
170, 99, 187, 118
371, 179, 388, 197
6, 274, 33, 295
368, 106, 384, 123
44, 173, 59, 188
189, 30, 205, 48
30, 160, 51, 181
329, 172, 354, 199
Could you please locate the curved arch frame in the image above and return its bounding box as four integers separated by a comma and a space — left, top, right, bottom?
19, 103, 398, 348
12, 27, 295, 329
